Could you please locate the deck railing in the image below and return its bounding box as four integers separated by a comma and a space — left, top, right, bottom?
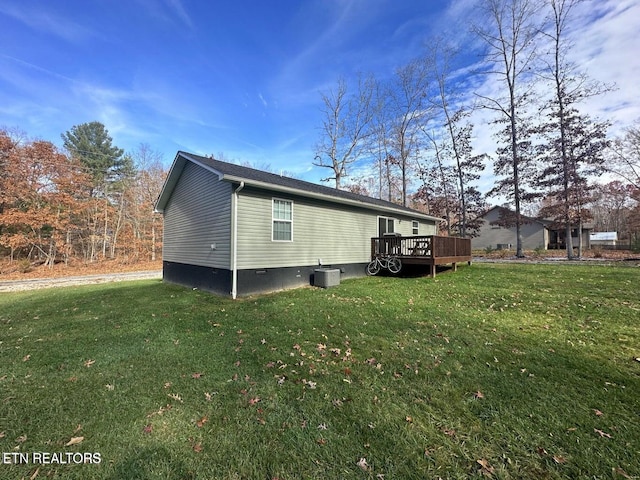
371, 235, 471, 260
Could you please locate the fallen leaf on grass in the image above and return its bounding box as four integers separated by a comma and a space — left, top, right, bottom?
23, 354, 31, 362
29, 466, 39, 480
83, 359, 95, 367
614, 467, 632, 479
147, 404, 172, 417
168, 393, 183, 403
356, 457, 370, 471
594, 428, 612, 438
191, 372, 203, 379
473, 391, 485, 399
16, 434, 27, 443
248, 397, 260, 406
316, 438, 327, 445
553, 455, 566, 464
196, 416, 208, 428
405, 416, 413, 423
192, 442, 203, 453
65, 436, 84, 446
477, 459, 494, 476
143, 424, 153, 434
593, 409, 603, 416
302, 379, 317, 389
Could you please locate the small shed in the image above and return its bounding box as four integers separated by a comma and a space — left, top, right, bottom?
590, 232, 618, 246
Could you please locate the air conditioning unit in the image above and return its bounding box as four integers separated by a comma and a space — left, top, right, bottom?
313, 268, 341, 288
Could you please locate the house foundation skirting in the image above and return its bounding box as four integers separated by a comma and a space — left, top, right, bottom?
163, 261, 233, 295
163, 261, 368, 297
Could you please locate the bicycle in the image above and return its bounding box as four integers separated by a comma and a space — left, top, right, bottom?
366, 255, 402, 275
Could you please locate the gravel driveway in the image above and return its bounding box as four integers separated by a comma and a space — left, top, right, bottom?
0, 270, 162, 292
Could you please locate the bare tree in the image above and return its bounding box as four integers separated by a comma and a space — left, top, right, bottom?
425, 38, 488, 237
131, 144, 166, 261
386, 58, 435, 206
369, 79, 402, 202
607, 121, 640, 189
473, 0, 542, 257
414, 130, 457, 234
313, 75, 375, 189
533, 0, 613, 258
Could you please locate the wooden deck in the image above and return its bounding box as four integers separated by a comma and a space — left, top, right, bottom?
371, 235, 472, 277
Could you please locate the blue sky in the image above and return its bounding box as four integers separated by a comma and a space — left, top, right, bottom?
1, 0, 639, 189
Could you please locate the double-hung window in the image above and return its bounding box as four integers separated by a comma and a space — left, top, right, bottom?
272, 198, 293, 241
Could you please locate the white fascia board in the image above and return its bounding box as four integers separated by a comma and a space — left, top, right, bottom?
154, 152, 225, 213
221, 174, 442, 223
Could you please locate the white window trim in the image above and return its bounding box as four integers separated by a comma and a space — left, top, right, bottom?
412, 220, 419, 235
272, 197, 293, 242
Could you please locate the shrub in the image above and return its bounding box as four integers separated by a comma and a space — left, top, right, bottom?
18, 259, 32, 273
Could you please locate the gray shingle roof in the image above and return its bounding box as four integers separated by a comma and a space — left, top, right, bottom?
180, 152, 439, 219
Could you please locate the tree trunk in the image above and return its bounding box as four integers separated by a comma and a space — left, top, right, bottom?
151, 222, 156, 262
102, 199, 108, 259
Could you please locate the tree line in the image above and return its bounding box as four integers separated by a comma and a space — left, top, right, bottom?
3, 0, 640, 268
312, 0, 640, 257
0, 122, 167, 267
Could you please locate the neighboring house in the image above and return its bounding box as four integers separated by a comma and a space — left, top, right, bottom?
590, 232, 618, 246
474, 206, 592, 251
155, 152, 441, 297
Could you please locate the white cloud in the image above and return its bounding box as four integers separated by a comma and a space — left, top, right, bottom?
0, 4, 96, 43
164, 0, 194, 29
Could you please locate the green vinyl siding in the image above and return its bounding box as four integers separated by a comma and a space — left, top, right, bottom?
163, 162, 232, 268
236, 186, 436, 269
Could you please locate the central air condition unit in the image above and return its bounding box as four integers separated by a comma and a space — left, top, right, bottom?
313, 268, 341, 288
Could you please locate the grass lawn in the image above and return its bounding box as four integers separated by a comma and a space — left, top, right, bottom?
1, 263, 639, 479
